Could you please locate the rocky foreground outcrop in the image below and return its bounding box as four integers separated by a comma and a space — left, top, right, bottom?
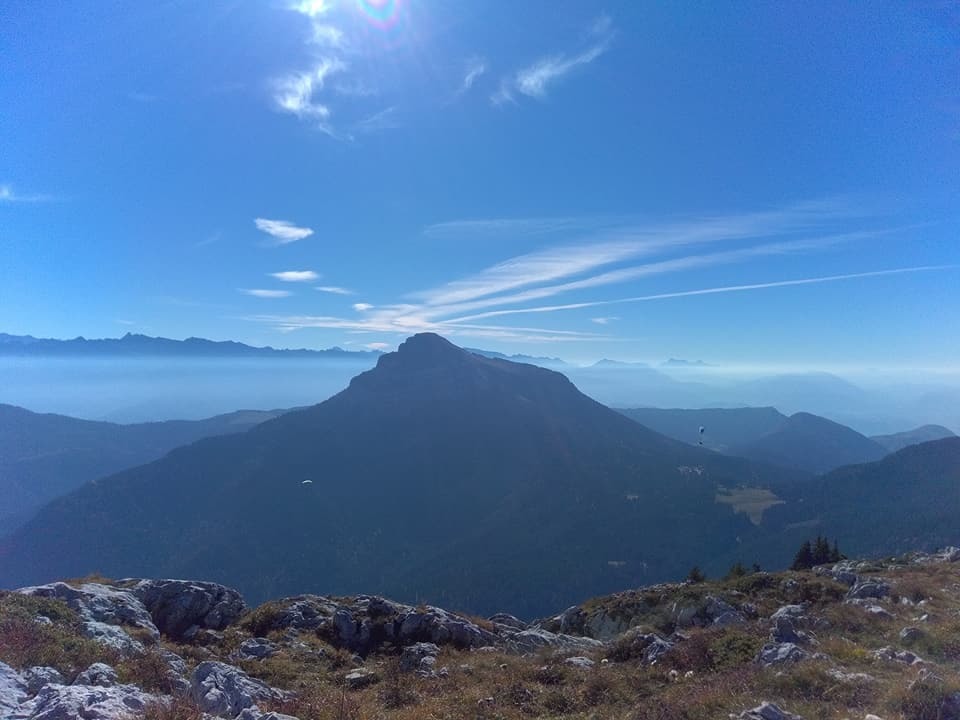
243, 593, 602, 656
3, 547, 960, 719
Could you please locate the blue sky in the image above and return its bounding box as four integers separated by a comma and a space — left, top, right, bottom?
1, 1, 958, 366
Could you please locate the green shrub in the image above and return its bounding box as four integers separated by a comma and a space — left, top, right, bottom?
0, 592, 112, 677
708, 631, 763, 671
239, 600, 287, 637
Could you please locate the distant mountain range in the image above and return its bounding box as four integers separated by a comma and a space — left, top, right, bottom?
617, 406, 932, 475
661, 358, 713, 367
729, 411, 887, 475
0, 404, 287, 535
0, 333, 382, 359
464, 348, 568, 367
870, 424, 956, 453
0, 333, 805, 617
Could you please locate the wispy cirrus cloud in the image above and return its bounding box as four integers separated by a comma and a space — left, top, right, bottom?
354, 106, 399, 134
0, 184, 53, 203
255, 218, 314, 245
458, 57, 487, 96
271, 1, 349, 134
271, 270, 319, 282
431, 231, 878, 320
241, 289, 292, 298
444, 266, 959, 324
241, 201, 937, 344
493, 14, 613, 105
273, 58, 345, 129
315, 286, 354, 295
414, 204, 864, 310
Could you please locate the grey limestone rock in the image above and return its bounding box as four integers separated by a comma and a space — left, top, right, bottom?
343, 669, 377, 690
16, 582, 158, 657
846, 580, 891, 601
488, 613, 527, 631
873, 646, 923, 665
737, 701, 804, 720
756, 642, 811, 667
17, 583, 159, 640
73, 664, 118, 688
231, 638, 278, 662
0, 662, 28, 718
23, 667, 65, 695
128, 579, 246, 641
504, 628, 604, 655
399, 643, 440, 673
190, 661, 291, 717
770, 605, 805, 621
17, 683, 164, 720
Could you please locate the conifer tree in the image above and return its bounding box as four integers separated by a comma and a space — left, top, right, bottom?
791, 540, 814, 570
829, 539, 843, 563
813, 535, 831, 565
726, 561, 746, 580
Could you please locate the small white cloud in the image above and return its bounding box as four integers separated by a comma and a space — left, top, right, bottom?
515, 43, 608, 99
255, 218, 315, 245
495, 15, 613, 105
490, 79, 515, 106
115, 319, 137, 326
0, 184, 52, 203
591, 316, 618, 325
460, 57, 487, 94
591, 14, 613, 36
315, 286, 354, 295
365, 342, 391, 350
292, 0, 330, 18
242, 289, 292, 298
311, 24, 344, 48
271, 270, 319, 282
273, 58, 346, 128
353, 302, 374, 311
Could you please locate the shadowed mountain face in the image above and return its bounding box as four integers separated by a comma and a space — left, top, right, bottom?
871, 425, 956, 453
0, 334, 806, 618
734, 437, 960, 571
729, 412, 887, 475
619, 407, 887, 475
617, 407, 789, 454
0, 404, 287, 535
803, 438, 960, 556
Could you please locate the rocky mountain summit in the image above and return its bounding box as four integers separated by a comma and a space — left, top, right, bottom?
3, 548, 960, 719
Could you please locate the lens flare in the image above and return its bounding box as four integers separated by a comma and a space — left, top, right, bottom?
356, 0, 402, 29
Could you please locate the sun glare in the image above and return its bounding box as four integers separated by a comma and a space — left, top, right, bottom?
355, 0, 403, 29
